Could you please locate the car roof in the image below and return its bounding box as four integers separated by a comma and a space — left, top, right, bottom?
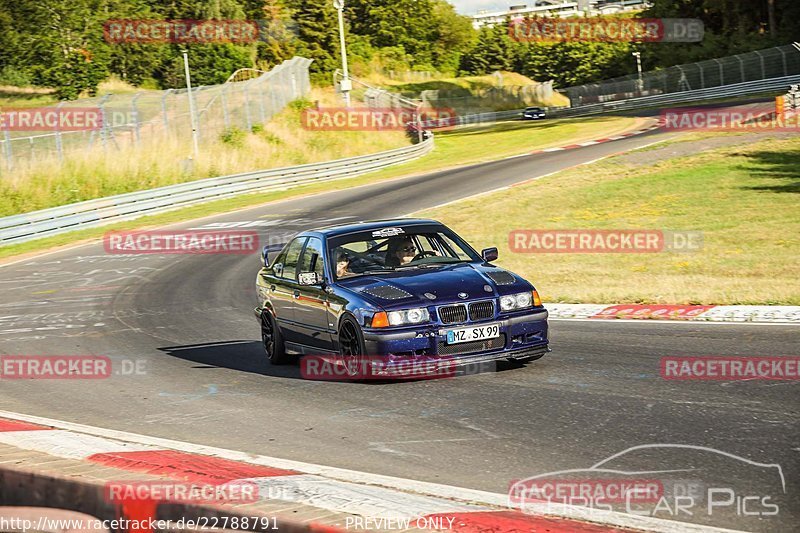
308, 218, 443, 238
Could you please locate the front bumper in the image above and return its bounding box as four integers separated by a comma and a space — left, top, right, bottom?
362, 308, 549, 364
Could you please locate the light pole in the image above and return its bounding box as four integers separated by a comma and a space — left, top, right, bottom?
182, 50, 199, 158
632, 51, 643, 93
333, 0, 352, 107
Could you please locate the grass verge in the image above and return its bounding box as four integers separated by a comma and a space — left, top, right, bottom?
418, 134, 800, 305
0, 114, 642, 261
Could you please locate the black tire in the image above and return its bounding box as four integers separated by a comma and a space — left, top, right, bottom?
261, 311, 288, 365
338, 315, 366, 376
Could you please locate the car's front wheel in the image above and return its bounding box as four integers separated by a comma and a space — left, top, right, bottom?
261, 311, 288, 365
338, 315, 366, 376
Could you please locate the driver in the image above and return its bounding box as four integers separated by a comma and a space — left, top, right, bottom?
385, 237, 417, 267
336, 250, 355, 278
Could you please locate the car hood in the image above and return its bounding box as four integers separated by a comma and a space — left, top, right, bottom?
337, 263, 530, 308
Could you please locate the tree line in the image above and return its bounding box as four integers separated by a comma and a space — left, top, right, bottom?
0, 0, 796, 99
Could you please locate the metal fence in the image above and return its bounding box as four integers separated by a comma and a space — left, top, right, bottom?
0, 136, 434, 245
0, 57, 313, 170
562, 44, 800, 105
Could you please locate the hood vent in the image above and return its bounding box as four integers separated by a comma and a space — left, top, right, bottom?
485, 270, 516, 285
361, 284, 413, 300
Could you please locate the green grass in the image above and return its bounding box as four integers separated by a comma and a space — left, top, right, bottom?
0, 114, 642, 261
418, 135, 800, 305
361, 114, 643, 180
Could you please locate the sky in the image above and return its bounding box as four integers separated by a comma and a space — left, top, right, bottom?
449, 0, 507, 15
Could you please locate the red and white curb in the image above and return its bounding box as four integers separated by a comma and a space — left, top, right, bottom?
0, 411, 743, 533
531, 124, 662, 154
545, 304, 800, 324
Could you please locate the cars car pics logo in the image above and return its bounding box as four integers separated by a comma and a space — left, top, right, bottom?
509, 18, 704, 43
660, 356, 800, 381
508, 444, 785, 519
103, 230, 260, 254
508, 230, 703, 253
300, 107, 457, 131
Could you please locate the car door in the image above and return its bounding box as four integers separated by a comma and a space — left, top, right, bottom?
293, 237, 334, 352
270, 237, 306, 345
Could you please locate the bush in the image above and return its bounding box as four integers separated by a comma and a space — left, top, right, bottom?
220, 127, 247, 147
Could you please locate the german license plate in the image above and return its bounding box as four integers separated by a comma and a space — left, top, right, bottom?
445, 323, 500, 344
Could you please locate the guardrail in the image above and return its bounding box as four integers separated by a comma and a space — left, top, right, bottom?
0, 136, 434, 246
4, 72, 796, 247
449, 75, 800, 125
552, 74, 800, 117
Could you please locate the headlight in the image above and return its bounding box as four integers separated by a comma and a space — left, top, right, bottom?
500, 291, 535, 311
387, 308, 430, 326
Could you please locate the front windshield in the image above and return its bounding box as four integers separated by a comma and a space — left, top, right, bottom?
329, 226, 480, 280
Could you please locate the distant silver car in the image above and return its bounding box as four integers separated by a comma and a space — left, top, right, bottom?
522, 107, 546, 120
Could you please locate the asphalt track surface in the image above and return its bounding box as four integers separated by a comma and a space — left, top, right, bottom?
0, 124, 798, 532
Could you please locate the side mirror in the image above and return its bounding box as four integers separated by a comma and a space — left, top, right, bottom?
298, 272, 321, 286
481, 247, 498, 262
261, 245, 270, 268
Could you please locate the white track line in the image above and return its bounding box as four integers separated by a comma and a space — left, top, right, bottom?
0, 410, 745, 533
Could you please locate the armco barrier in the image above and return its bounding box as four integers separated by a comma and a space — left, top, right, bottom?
0, 136, 434, 246
552, 74, 800, 118
3, 73, 796, 247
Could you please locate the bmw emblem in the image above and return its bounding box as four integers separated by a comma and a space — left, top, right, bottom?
458, 292, 468, 299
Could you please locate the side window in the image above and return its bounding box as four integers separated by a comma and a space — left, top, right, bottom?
299, 237, 325, 279
281, 237, 307, 281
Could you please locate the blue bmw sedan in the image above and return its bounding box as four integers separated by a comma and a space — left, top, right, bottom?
255, 219, 549, 371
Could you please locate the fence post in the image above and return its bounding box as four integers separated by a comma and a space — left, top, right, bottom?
754, 51, 766, 80
161, 89, 172, 131
713, 58, 724, 86
98, 95, 111, 152
2, 127, 12, 171
736, 55, 745, 83
698, 64, 705, 89
194, 86, 204, 143
257, 78, 267, 125
221, 85, 231, 129
131, 92, 142, 145
777, 47, 787, 76
54, 101, 65, 162
244, 85, 252, 132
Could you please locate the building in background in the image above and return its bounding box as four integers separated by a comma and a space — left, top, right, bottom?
471, 0, 649, 29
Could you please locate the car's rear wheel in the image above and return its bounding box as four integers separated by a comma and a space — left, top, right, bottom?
338, 316, 365, 376
261, 311, 288, 365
